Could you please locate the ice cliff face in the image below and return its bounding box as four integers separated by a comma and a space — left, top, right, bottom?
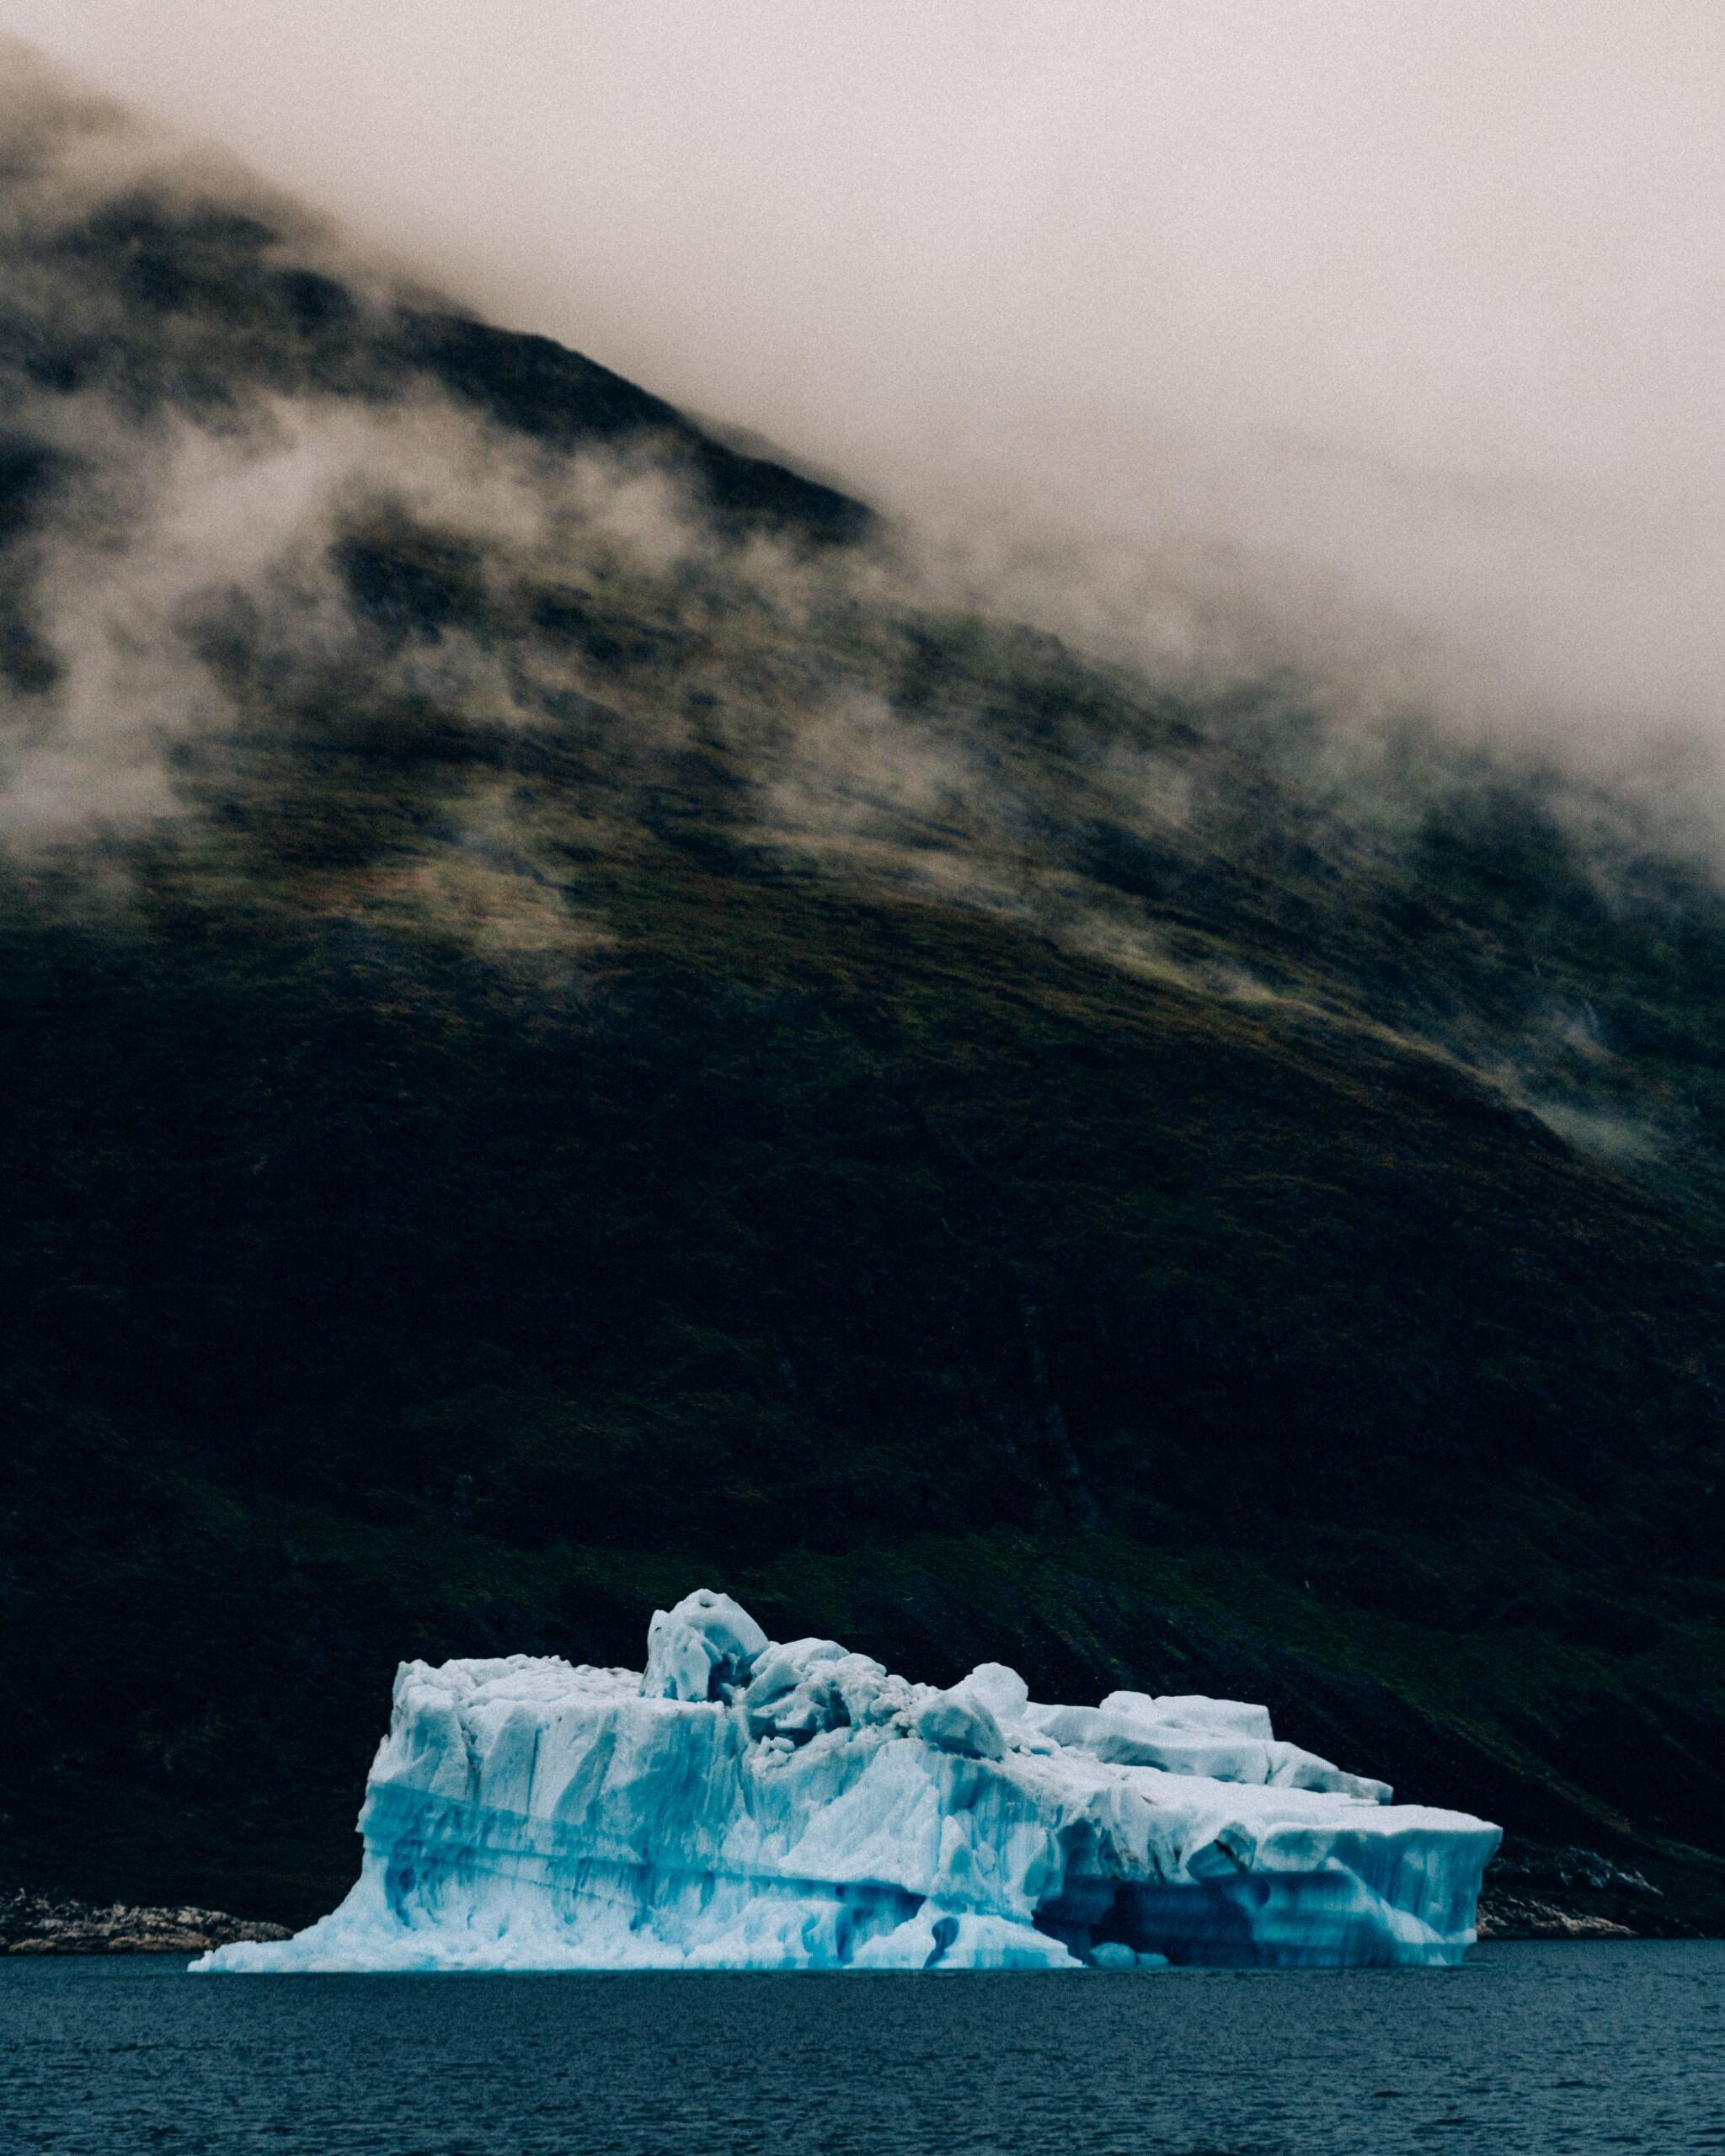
195, 1590, 1499, 1972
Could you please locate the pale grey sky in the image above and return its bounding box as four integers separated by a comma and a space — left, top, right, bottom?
3, 3, 1723, 750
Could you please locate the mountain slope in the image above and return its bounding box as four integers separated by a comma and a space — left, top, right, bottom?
2, 69, 1723, 1933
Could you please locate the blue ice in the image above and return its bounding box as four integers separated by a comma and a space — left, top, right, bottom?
195, 1588, 1498, 1972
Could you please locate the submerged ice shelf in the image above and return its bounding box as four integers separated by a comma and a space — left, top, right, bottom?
196, 1590, 1498, 1972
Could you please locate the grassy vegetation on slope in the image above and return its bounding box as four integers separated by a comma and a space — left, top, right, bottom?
1, 78, 1723, 1929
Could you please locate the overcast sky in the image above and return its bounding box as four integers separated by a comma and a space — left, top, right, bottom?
3, 2, 1724, 751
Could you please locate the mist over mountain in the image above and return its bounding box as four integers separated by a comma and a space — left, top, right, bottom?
2, 54, 1723, 1937
10, 3, 1725, 782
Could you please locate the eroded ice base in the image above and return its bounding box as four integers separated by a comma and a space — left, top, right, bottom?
197, 1591, 1498, 1972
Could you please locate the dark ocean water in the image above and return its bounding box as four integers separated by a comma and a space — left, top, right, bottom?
3, 1941, 1722, 2155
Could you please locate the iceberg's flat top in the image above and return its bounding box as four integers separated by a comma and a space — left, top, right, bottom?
197, 1588, 1499, 1972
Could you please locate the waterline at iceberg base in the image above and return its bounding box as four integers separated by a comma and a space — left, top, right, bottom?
195, 1591, 1500, 1972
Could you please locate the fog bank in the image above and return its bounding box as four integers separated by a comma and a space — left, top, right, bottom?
2, 3, 1723, 754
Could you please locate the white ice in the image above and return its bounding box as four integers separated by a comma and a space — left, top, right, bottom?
195, 1587, 1499, 1972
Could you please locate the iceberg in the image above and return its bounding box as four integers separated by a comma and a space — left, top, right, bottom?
195, 1588, 1499, 1972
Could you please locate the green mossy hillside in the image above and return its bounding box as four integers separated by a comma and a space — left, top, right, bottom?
2, 118, 1722, 1928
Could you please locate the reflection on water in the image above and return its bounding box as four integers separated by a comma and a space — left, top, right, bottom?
4, 1940, 1724, 2155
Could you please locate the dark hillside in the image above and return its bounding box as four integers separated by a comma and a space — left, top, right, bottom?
2, 77, 1722, 1935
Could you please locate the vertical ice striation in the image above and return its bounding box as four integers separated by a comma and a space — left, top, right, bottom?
195, 1591, 1499, 1972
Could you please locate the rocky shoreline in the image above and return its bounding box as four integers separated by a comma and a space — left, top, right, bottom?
2, 1890, 291, 1956
1474, 1892, 1635, 1940
1472, 1842, 1697, 1942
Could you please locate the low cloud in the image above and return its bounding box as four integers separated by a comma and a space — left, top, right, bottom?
3, 3, 1722, 784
